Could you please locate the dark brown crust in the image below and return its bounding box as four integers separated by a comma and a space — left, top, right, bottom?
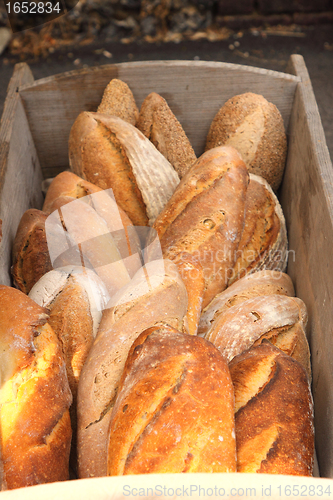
137, 92, 197, 178
205, 93, 287, 191
69, 112, 148, 226
154, 146, 249, 309
0, 286, 72, 490
107, 325, 236, 475
11, 209, 53, 295
229, 342, 314, 475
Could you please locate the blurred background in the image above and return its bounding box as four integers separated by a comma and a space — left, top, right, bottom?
0, 0, 333, 158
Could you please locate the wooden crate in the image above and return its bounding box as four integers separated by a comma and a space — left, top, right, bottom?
1, 56, 333, 497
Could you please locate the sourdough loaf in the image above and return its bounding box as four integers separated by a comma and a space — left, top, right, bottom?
77, 259, 188, 479
69, 113, 179, 226
205, 92, 287, 191
229, 341, 314, 475
137, 92, 197, 178
0, 285, 72, 489
107, 325, 236, 475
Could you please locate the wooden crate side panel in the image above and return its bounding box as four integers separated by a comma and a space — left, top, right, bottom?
281, 55, 333, 479
0, 64, 44, 286
20, 61, 300, 178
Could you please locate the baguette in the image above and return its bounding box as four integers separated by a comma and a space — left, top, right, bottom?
0, 285, 72, 489
107, 325, 236, 475
229, 341, 314, 475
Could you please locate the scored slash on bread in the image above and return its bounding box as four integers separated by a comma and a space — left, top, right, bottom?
107, 325, 236, 475
0, 285, 72, 489
229, 342, 314, 475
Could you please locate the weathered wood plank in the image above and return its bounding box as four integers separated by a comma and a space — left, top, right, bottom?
280, 54, 333, 478
0, 63, 44, 286
20, 60, 300, 177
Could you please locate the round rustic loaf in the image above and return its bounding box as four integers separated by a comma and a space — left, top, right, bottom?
205, 92, 287, 191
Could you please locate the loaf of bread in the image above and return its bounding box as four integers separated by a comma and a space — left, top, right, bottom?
153, 146, 249, 317
205, 293, 311, 379
107, 324, 236, 475
69, 113, 180, 226
0, 285, 72, 490
229, 341, 314, 475
97, 78, 139, 125
205, 92, 287, 191
199, 269, 295, 336
137, 92, 197, 178
11, 209, 53, 294
77, 259, 189, 478
228, 173, 288, 286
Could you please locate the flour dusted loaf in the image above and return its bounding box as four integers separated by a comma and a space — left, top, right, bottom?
107, 325, 236, 475
77, 259, 189, 479
69, 113, 179, 226
205, 93, 287, 191
229, 342, 314, 475
0, 285, 72, 490
137, 92, 197, 178
11, 209, 53, 294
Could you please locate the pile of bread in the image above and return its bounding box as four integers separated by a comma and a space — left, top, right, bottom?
0, 79, 314, 490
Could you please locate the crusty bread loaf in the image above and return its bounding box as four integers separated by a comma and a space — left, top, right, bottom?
69, 113, 179, 226
11, 209, 53, 294
137, 92, 197, 178
205, 294, 311, 379
77, 259, 189, 479
97, 78, 139, 126
229, 341, 314, 475
0, 285, 72, 490
153, 146, 249, 314
199, 270, 295, 336
228, 174, 288, 285
205, 92, 287, 191
107, 324, 236, 475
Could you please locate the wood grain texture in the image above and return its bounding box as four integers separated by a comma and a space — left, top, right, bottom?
19, 61, 299, 178
280, 54, 333, 478
0, 63, 44, 287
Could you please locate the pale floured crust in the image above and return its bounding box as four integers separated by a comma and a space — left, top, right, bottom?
0, 285, 72, 490
77, 259, 188, 479
228, 173, 288, 286
11, 209, 53, 295
229, 342, 314, 475
137, 92, 197, 178
97, 78, 139, 126
69, 112, 179, 226
107, 325, 236, 475
153, 146, 249, 311
199, 270, 294, 336
205, 92, 287, 191
205, 294, 311, 379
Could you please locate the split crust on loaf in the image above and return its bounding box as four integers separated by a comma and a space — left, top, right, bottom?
107, 325, 236, 475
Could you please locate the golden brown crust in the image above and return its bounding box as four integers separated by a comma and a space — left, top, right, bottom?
228, 174, 288, 285
153, 146, 249, 309
137, 92, 197, 178
77, 260, 188, 479
0, 286, 72, 490
97, 79, 139, 126
205, 92, 287, 191
199, 270, 295, 336
205, 294, 311, 379
107, 325, 236, 475
69, 112, 148, 226
11, 209, 53, 295
42, 171, 102, 214
229, 342, 314, 475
